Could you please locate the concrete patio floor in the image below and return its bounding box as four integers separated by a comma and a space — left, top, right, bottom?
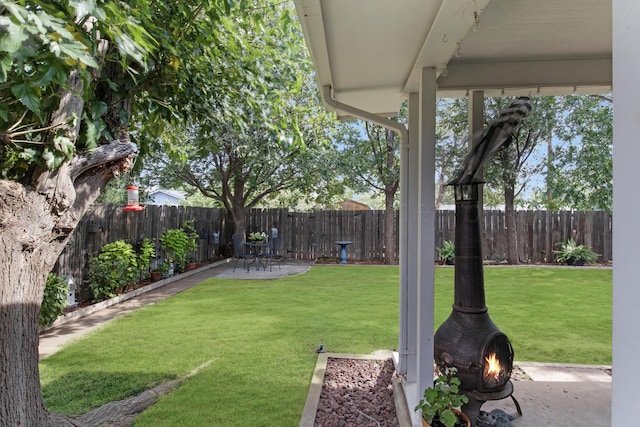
480, 380, 611, 426
394, 361, 611, 426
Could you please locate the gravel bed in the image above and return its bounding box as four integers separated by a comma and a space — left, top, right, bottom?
312, 357, 532, 427
314, 357, 399, 427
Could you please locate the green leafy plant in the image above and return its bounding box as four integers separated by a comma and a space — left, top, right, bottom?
40, 273, 70, 327
438, 240, 455, 265
554, 238, 598, 265
87, 240, 138, 300
136, 238, 156, 278
415, 367, 469, 427
160, 223, 199, 272
154, 261, 171, 275
248, 231, 267, 242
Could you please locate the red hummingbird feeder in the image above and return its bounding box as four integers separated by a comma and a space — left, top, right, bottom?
123, 185, 144, 211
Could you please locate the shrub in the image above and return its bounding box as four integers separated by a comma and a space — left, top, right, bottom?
160, 222, 198, 272
40, 273, 70, 327
87, 240, 138, 300
136, 237, 156, 278
554, 238, 599, 265
438, 240, 455, 265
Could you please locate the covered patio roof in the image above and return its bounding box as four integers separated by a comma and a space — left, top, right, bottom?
294, 0, 611, 115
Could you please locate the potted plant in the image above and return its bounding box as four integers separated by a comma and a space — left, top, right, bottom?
185, 253, 197, 270
415, 367, 471, 427
438, 240, 455, 265
154, 261, 172, 279
160, 223, 199, 273
150, 269, 162, 282
248, 231, 267, 243
553, 238, 598, 266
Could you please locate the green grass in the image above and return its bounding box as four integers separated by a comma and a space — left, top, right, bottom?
40, 266, 611, 426
434, 267, 612, 365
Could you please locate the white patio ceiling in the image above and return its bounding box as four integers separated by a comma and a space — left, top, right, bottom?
294, 0, 612, 116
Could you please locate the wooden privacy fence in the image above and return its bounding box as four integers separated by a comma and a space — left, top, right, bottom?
55, 204, 226, 293
54, 205, 612, 288
437, 210, 612, 264
250, 208, 611, 264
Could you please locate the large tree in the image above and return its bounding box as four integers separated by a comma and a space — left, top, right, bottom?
142, 22, 341, 234
435, 98, 473, 208
543, 95, 613, 211
482, 96, 560, 263
337, 107, 405, 264
0, 1, 303, 424
437, 96, 560, 263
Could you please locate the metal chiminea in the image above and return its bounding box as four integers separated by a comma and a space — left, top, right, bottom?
433, 97, 531, 425
434, 181, 516, 423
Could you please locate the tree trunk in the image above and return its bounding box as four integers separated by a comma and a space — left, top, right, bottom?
435, 174, 447, 209
0, 24, 144, 425
230, 205, 247, 235
0, 141, 136, 425
383, 191, 395, 264
504, 185, 519, 264
0, 183, 80, 426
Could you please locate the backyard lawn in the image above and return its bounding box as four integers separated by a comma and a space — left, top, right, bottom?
39, 265, 611, 426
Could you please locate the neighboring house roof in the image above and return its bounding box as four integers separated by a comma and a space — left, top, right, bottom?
338, 200, 371, 210
147, 189, 187, 205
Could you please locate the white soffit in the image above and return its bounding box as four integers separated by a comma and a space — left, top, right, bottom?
294, 0, 612, 116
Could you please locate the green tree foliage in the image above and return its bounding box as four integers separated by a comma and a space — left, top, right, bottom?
339, 118, 401, 205
482, 96, 558, 206
435, 98, 473, 207
1, 1, 298, 424
141, 6, 343, 232
0, 0, 156, 180
544, 95, 612, 211
337, 105, 405, 264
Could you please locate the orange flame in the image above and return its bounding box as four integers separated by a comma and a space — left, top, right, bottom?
484, 352, 502, 381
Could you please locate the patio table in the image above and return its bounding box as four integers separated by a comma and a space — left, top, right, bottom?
244, 242, 270, 271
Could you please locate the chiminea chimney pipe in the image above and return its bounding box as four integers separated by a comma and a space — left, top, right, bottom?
452, 183, 486, 312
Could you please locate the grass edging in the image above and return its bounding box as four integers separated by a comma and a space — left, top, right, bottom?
42, 259, 230, 332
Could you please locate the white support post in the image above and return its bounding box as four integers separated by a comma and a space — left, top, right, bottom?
398, 103, 410, 378
612, 1, 640, 425
399, 93, 420, 382
413, 67, 437, 426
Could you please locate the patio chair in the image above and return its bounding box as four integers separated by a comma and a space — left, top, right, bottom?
262, 235, 283, 272
232, 233, 255, 272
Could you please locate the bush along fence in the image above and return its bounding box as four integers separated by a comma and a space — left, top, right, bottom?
53, 204, 612, 302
